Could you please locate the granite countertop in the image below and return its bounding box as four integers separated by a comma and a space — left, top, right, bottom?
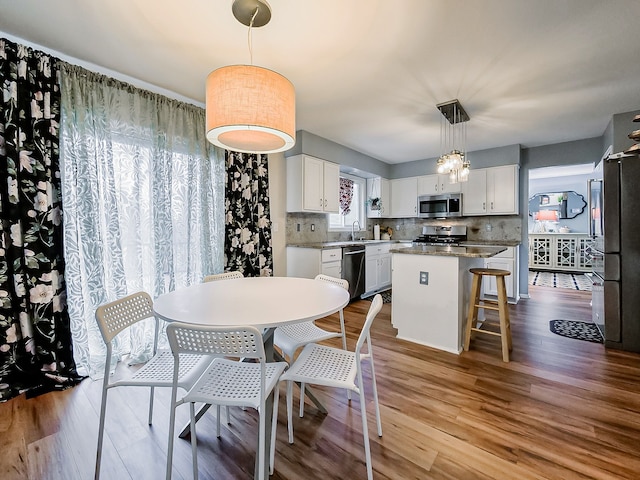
390, 244, 507, 258
287, 240, 413, 249
459, 240, 521, 247
287, 239, 520, 249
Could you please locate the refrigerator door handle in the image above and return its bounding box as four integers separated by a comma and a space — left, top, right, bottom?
587, 179, 595, 237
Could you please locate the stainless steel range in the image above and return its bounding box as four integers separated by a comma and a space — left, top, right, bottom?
412, 225, 467, 246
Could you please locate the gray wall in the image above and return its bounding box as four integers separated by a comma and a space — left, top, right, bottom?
528, 174, 591, 233
612, 109, 640, 153
287, 130, 391, 178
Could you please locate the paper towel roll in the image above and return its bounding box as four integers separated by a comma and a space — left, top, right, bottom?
374, 224, 380, 240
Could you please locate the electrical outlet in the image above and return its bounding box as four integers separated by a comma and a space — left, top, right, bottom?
419, 271, 429, 285
486, 224, 492, 232
297, 223, 301, 232
311, 224, 315, 231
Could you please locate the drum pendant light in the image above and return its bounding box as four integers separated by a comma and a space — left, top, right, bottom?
206, 0, 296, 154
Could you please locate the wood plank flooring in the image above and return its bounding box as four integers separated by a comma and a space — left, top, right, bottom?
1, 285, 640, 479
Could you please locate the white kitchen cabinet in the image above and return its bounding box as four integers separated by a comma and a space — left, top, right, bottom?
528, 234, 592, 272
483, 246, 519, 303
286, 247, 342, 278
417, 174, 461, 195
364, 243, 391, 293
286, 154, 340, 213
461, 165, 519, 216
366, 177, 390, 218
390, 177, 418, 217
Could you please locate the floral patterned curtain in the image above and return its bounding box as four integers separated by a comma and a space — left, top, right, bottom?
0, 38, 80, 401
340, 177, 355, 215
224, 151, 273, 277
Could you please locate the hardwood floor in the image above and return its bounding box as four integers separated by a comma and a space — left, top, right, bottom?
2, 285, 640, 479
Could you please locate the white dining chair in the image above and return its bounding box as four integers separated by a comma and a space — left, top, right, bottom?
93, 292, 212, 480
203, 270, 244, 282
202, 270, 244, 421
274, 274, 349, 362
165, 323, 288, 480
279, 294, 383, 480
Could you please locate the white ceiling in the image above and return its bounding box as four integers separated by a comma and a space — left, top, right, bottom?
2, 0, 640, 164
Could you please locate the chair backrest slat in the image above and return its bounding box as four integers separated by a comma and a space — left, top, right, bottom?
95, 291, 154, 344
315, 274, 349, 291
355, 294, 383, 356
203, 271, 244, 282
167, 323, 265, 361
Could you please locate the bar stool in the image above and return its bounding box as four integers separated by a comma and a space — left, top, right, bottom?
463, 267, 512, 362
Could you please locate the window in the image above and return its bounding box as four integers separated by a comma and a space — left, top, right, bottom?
329, 173, 366, 232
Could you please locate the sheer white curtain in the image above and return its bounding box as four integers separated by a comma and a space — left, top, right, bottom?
59, 63, 225, 377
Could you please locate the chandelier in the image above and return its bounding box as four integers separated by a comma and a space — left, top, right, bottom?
205, 0, 296, 154
436, 99, 470, 183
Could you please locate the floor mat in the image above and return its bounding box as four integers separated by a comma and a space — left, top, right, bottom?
549, 319, 603, 343
529, 271, 592, 291
363, 290, 392, 303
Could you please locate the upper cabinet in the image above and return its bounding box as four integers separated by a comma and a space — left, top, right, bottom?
417, 174, 461, 195
366, 177, 390, 218
286, 154, 340, 213
461, 164, 519, 216
390, 177, 418, 218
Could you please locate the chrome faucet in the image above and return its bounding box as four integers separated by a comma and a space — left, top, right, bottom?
351, 220, 361, 241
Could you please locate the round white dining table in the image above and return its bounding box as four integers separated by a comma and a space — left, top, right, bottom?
153, 276, 349, 480
153, 276, 349, 328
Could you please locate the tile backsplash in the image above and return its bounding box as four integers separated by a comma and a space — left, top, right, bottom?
285, 212, 522, 244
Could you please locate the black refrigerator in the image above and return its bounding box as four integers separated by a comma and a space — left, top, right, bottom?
597, 153, 640, 351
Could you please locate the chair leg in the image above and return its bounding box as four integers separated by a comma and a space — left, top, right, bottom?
463, 274, 482, 351
216, 404, 221, 437
340, 310, 352, 401
190, 403, 198, 480
497, 276, 510, 362
286, 381, 294, 444
357, 372, 374, 480
165, 387, 179, 480
269, 386, 280, 475
148, 386, 155, 425
94, 379, 110, 480
258, 395, 266, 480
367, 355, 382, 437
299, 382, 305, 418
226, 406, 231, 425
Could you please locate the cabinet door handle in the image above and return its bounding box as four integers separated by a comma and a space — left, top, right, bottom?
490, 202, 494, 210
324, 199, 327, 207
483, 202, 486, 210
320, 198, 323, 207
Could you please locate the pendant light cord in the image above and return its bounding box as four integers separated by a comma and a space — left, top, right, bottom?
247, 7, 259, 65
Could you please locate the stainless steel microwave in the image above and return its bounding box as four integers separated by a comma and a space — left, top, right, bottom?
417, 193, 462, 218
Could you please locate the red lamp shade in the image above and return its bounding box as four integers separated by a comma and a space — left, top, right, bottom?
206, 65, 296, 154
536, 210, 558, 221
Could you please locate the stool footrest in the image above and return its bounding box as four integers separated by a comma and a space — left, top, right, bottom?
474, 303, 500, 312
471, 327, 502, 337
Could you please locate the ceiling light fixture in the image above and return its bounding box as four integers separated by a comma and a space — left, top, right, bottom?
436, 99, 470, 183
205, 0, 295, 154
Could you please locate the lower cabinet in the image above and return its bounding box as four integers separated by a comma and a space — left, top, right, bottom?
528, 234, 592, 272
365, 243, 391, 293
286, 247, 342, 279
483, 246, 519, 303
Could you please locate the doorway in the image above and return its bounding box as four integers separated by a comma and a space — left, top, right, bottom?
527, 163, 594, 297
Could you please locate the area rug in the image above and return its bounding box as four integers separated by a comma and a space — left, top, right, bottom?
364, 290, 392, 303
549, 320, 603, 343
529, 271, 592, 291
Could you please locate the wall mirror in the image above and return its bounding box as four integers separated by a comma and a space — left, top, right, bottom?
528, 191, 586, 219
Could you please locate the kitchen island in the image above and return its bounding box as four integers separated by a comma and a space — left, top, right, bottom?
390, 244, 506, 354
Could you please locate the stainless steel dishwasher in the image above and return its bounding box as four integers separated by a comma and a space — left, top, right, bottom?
342, 245, 366, 300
